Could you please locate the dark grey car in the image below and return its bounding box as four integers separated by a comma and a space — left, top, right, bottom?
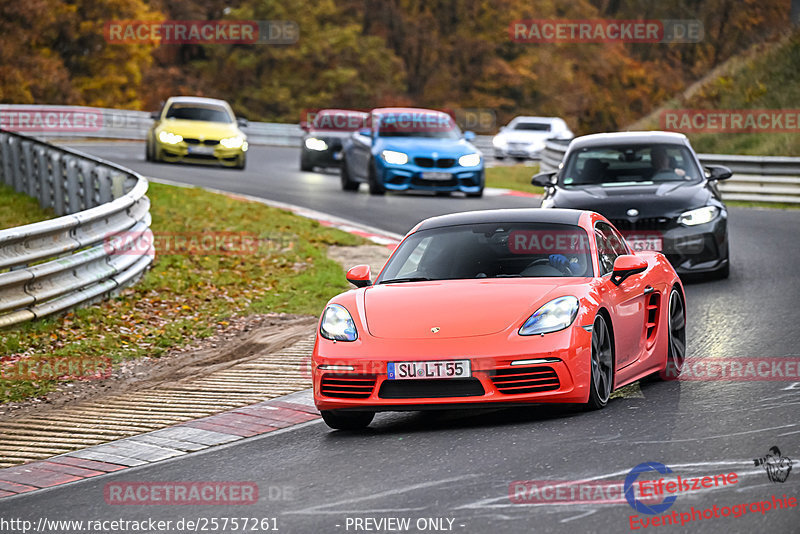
533, 131, 732, 279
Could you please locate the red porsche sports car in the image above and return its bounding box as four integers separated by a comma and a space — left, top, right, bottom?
312, 209, 686, 429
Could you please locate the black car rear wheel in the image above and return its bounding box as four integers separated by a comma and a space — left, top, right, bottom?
321, 410, 374, 430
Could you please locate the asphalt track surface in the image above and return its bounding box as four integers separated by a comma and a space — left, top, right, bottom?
3, 141, 799, 533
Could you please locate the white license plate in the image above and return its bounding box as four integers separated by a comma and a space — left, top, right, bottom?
387, 360, 471, 380
421, 172, 452, 180
627, 236, 663, 251
188, 145, 215, 155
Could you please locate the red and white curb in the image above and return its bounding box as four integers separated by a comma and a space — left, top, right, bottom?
0, 390, 320, 500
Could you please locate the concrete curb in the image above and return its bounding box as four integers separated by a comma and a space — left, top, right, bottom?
0, 389, 319, 500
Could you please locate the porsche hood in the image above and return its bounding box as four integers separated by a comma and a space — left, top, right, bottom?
362, 280, 574, 339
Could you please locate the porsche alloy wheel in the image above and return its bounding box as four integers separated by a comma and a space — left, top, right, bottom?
660, 289, 686, 380
586, 314, 613, 410
321, 410, 375, 430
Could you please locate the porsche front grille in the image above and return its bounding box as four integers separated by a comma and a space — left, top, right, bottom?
320, 374, 376, 399
490, 366, 560, 394
378, 378, 485, 399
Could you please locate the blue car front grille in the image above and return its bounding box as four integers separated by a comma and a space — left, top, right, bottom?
414, 157, 457, 168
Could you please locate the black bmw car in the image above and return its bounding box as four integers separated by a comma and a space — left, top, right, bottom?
533, 131, 732, 278
300, 109, 369, 171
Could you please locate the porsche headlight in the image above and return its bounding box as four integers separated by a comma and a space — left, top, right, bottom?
381, 150, 409, 165
458, 153, 481, 167
220, 136, 245, 149
678, 206, 719, 226
305, 137, 328, 151
519, 296, 579, 336
320, 304, 358, 342
158, 131, 183, 144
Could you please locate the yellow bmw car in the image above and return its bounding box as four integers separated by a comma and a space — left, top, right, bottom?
146, 96, 248, 169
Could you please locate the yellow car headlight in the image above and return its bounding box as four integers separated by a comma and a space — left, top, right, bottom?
220, 136, 245, 149
158, 131, 183, 144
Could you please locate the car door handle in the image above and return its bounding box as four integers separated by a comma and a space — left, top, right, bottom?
643, 286, 655, 295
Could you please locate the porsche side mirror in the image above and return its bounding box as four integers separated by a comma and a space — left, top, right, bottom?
346, 265, 372, 288
357, 128, 372, 137
237, 117, 249, 128
531, 171, 556, 187
705, 165, 732, 181
149, 111, 160, 120
611, 255, 648, 286
463, 130, 476, 141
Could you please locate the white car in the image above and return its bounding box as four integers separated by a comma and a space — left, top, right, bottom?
492, 116, 573, 160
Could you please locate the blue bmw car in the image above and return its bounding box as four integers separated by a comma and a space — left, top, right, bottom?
340, 107, 485, 197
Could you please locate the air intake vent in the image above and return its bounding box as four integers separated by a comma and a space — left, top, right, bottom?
378, 378, 485, 399
645, 292, 661, 345
490, 366, 560, 394
320, 374, 376, 399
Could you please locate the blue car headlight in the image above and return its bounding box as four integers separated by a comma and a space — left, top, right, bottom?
381, 150, 409, 165
519, 296, 579, 336
320, 304, 358, 341
458, 153, 481, 167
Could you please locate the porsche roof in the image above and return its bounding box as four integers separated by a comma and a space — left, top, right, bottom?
568, 131, 689, 151
415, 208, 585, 231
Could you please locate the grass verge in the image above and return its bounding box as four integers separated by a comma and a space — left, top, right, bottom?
0, 181, 364, 403
486, 164, 543, 195
0, 184, 55, 229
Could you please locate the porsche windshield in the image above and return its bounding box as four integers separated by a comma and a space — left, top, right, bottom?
165, 105, 233, 123
561, 144, 702, 187
378, 223, 593, 282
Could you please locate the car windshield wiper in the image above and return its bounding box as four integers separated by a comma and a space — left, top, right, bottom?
379, 277, 432, 284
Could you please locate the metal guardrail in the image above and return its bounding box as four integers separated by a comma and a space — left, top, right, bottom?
0, 129, 154, 327
0, 105, 303, 147
539, 139, 800, 204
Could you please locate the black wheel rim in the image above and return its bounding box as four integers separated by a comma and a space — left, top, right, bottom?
667, 290, 686, 374
591, 315, 613, 403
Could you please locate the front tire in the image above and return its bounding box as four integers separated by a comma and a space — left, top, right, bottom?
321, 410, 375, 430
300, 151, 314, 172
340, 158, 359, 191
367, 159, 385, 196
658, 288, 686, 381
584, 313, 614, 410
145, 139, 153, 161
236, 155, 246, 170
